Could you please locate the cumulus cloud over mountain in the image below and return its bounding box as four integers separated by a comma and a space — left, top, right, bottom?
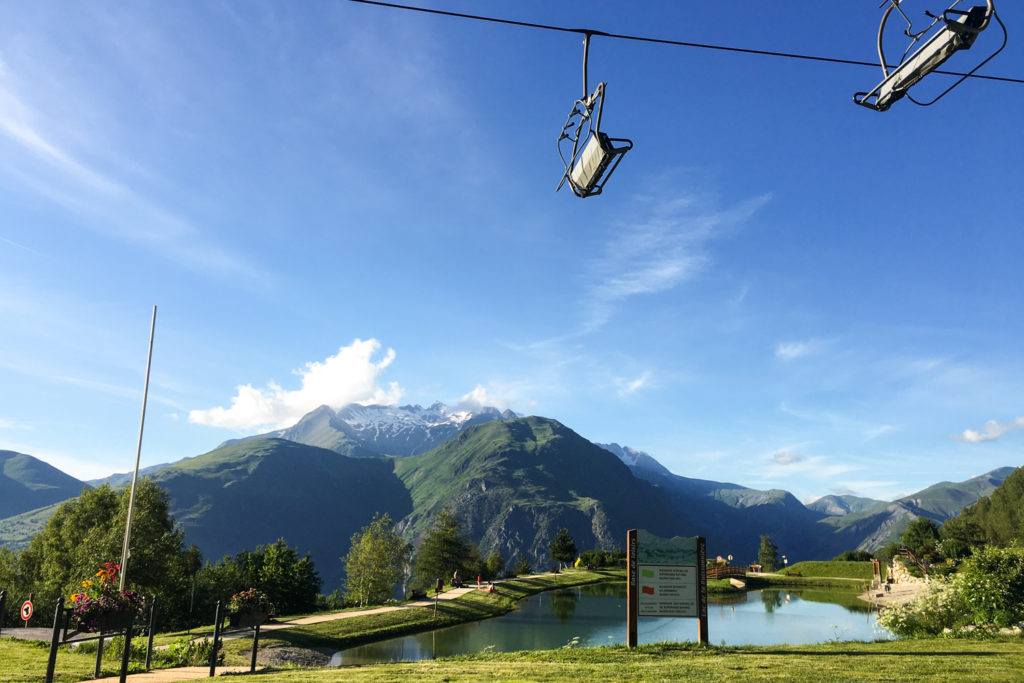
189, 339, 403, 430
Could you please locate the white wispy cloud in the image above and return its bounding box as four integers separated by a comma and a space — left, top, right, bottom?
617, 372, 652, 398
458, 385, 510, 411
954, 417, 1024, 443
772, 450, 805, 465
0, 55, 262, 282
830, 487, 860, 496
581, 188, 771, 333
839, 480, 900, 501
189, 339, 403, 430
0, 233, 42, 255
775, 338, 823, 361
864, 424, 896, 441
755, 444, 860, 482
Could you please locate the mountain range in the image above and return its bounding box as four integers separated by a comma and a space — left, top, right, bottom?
0, 403, 1017, 589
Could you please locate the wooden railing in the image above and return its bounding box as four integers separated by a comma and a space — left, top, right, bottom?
706, 565, 746, 580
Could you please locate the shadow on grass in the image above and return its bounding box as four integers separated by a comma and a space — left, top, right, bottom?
762, 650, 1001, 657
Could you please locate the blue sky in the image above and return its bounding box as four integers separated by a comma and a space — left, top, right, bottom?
1, 1, 1022, 503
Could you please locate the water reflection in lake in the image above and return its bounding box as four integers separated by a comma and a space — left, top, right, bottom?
332, 583, 893, 666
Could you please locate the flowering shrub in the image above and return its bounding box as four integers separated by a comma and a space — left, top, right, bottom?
228, 587, 274, 615
878, 546, 1024, 636
68, 562, 145, 633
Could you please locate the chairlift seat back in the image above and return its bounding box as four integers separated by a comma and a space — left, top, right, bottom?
570, 132, 615, 194
874, 5, 990, 109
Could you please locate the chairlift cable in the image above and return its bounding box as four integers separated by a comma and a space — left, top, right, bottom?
343, 0, 1024, 86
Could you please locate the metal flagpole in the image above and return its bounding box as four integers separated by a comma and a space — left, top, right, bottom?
119, 306, 157, 591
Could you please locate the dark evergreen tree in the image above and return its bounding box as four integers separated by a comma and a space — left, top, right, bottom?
512, 553, 532, 576
412, 506, 475, 589
548, 528, 577, 569
944, 466, 1024, 548
758, 535, 779, 572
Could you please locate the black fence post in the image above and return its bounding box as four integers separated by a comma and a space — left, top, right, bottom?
119, 620, 133, 683
45, 597, 65, 683
209, 601, 223, 679
94, 636, 105, 679
250, 624, 260, 672
0, 589, 6, 637
145, 596, 157, 670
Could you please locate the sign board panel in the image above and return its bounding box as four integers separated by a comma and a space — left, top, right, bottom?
636, 530, 699, 617
627, 530, 707, 646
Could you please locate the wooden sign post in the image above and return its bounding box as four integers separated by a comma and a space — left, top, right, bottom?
627, 530, 708, 647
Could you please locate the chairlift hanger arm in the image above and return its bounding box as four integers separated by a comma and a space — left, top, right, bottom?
854, 0, 1002, 111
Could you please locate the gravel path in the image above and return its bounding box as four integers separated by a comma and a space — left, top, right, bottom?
859, 580, 928, 606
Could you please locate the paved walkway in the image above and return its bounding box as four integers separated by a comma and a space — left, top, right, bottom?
81, 586, 481, 681
3, 587, 479, 645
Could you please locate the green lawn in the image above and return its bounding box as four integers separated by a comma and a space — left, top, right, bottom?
0, 637, 138, 683
783, 561, 882, 581
219, 639, 1024, 682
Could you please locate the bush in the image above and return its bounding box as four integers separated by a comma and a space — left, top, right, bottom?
878, 546, 1024, 636
958, 546, 1024, 628
579, 549, 618, 568
513, 554, 532, 576
153, 637, 219, 667
316, 589, 347, 611
832, 550, 872, 562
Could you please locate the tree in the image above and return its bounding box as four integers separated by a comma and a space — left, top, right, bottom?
513, 553, 532, 576
549, 528, 577, 569
483, 551, 505, 580
758, 535, 779, 572
900, 517, 940, 559
14, 480, 200, 628
939, 515, 986, 559
235, 540, 321, 615
412, 507, 476, 589
343, 513, 412, 607
943, 467, 1024, 549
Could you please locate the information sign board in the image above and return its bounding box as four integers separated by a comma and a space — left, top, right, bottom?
627, 530, 707, 646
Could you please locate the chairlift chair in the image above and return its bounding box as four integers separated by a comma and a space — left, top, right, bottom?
557, 34, 633, 198
854, 0, 1006, 111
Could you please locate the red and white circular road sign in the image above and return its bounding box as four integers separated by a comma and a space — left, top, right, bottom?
20, 600, 33, 621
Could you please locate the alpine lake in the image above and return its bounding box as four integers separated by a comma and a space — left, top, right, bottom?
332, 583, 894, 666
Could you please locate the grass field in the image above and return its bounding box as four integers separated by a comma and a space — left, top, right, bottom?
783, 561, 883, 581
217, 639, 1024, 682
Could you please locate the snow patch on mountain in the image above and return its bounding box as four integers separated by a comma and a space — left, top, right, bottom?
332, 402, 518, 456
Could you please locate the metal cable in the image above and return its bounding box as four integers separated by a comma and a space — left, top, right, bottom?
344, 0, 1024, 85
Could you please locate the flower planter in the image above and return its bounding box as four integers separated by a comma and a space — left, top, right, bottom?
77, 609, 135, 634
229, 610, 268, 628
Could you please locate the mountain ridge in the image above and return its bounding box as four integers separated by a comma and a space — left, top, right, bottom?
1, 408, 1018, 585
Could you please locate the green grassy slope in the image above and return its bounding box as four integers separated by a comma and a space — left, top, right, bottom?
395, 417, 698, 568
151, 438, 412, 589
0, 451, 86, 519
897, 467, 1015, 520
0, 501, 63, 550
